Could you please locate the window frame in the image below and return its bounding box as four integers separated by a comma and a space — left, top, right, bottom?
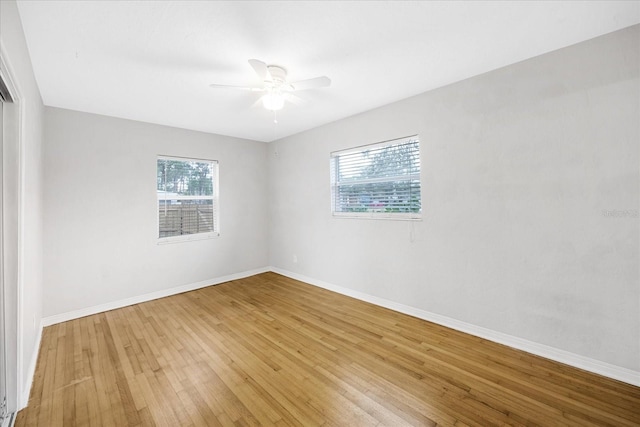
330, 135, 422, 221
156, 155, 220, 244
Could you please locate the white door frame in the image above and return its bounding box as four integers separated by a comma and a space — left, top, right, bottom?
0, 39, 25, 423
0, 92, 8, 427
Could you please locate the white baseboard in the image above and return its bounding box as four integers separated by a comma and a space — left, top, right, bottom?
42, 267, 270, 327
35, 265, 640, 387
269, 267, 640, 387
19, 320, 43, 410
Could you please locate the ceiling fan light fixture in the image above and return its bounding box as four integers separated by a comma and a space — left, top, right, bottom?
210, 59, 331, 115
262, 90, 284, 111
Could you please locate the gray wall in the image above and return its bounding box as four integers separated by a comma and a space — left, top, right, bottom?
43, 108, 269, 317
268, 26, 639, 371
0, 0, 45, 409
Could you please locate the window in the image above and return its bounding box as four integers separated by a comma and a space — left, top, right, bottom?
330, 135, 421, 219
157, 156, 219, 241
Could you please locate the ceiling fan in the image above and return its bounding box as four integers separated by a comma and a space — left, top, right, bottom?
209, 59, 331, 112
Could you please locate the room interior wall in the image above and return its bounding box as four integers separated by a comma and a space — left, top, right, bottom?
268, 26, 639, 375
43, 107, 269, 318
0, 0, 45, 409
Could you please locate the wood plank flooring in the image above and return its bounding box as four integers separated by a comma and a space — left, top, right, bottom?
16, 272, 640, 426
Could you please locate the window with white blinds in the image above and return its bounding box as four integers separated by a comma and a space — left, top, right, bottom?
330, 136, 421, 219
157, 156, 219, 242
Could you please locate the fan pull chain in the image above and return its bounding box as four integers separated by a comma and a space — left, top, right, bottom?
272, 110, 278, 140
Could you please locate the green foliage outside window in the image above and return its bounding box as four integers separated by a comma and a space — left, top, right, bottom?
157, 159, 213, 196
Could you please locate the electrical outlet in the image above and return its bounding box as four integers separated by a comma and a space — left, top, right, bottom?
293, 254, 298, 263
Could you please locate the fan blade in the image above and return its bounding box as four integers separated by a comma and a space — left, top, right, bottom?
248, 59, 272, 81
209, 84, 263, 92
290, 76, 331, 91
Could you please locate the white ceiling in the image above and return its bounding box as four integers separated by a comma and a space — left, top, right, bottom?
16, 1, 640, 142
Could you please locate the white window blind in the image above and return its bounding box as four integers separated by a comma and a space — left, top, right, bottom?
157, 156, 219, 241
330, 136, 421, 219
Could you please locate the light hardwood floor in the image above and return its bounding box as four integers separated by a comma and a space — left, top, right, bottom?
16, 272, 640, 426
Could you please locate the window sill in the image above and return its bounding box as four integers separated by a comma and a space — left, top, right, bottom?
332, 212, 422, 221
158, 232, 220, 245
